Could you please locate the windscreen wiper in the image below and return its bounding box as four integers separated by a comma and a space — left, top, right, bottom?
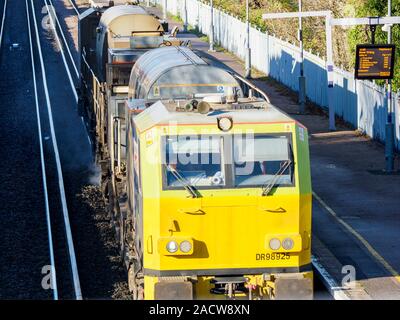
261, 160, 292, 196
167, 165, 199, 198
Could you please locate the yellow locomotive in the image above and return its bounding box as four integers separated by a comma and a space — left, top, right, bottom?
125, 100, 313, 300
79, 4, 313, 299
108, 46, 313, 299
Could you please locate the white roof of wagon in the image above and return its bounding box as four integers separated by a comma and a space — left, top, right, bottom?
99, 5, 162, 38
99, 5, 148, 26
128, 46, 241, 99
130, 46, 206, 86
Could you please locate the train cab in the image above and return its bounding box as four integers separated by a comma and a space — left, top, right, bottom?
121, 96, 313, 300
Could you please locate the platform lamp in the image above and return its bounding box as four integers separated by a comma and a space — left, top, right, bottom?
298, 0, 306, 114
245, 0, 251, 78
382, 0, 396, 172
163, 0, 167, 21
209, 0, 215, 52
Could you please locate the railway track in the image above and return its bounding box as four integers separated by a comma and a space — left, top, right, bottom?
0, 0, 130, 300
0, 0, 6, 51
0, 0, 81, 299
29, 0, 128, 299
25, 0, 82, 299
0, 0, 128, 300
46, 0, 92, 146
21, 0, 128, 300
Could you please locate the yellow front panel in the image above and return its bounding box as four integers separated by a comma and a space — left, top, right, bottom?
139, 122, 312, 275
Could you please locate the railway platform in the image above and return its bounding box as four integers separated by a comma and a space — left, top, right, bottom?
144, 4, 400, 299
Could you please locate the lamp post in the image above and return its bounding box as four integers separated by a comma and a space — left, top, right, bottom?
163, 0, 167, 21
183, 0, 188, 32
245, 0, 252, 78
262, 10, 335, 130
298, 0, 306, 114
385, 0, 395, 172
209, 0, 215, 52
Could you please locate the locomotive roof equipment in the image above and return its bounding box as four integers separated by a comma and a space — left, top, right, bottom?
128, 46, 243, 101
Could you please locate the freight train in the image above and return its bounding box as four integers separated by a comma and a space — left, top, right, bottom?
78, 2, 181, 152
79, 3, 313, 300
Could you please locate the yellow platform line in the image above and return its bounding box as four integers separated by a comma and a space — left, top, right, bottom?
313, 191, 400, 284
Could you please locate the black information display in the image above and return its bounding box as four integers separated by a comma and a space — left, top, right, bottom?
355, 44, 396, 80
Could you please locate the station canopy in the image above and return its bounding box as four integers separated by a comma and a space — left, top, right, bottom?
128, 46, 242, 100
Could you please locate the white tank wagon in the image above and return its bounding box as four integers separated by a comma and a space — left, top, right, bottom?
95, 5, 169, 81
79, 5, 183, 160
128, 46, 269, 103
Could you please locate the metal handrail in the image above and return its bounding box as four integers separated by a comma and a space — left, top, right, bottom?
232, 73, 271, 103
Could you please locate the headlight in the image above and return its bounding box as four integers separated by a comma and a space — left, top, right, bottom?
282, 238, 294, 250
217, 117, 233, 131
179, 240, 192, 253
269, 238, 281, 250
159, 238, 194, 255
166, 241, 178, 253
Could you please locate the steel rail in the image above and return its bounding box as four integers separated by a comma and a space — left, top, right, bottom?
30, 0, 83, 300
42, 0, 78, 102
45, 0, 94, 146
0, 0, 7, 51
25, 0, 59, 299
47, 0, 79, 78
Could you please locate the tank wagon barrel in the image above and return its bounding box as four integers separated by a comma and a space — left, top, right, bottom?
78, 4, 183, 162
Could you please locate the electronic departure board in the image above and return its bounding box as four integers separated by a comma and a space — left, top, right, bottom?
355, 44, 396, 80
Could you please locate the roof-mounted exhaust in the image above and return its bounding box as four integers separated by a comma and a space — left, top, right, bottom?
184, 100, 210, 114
